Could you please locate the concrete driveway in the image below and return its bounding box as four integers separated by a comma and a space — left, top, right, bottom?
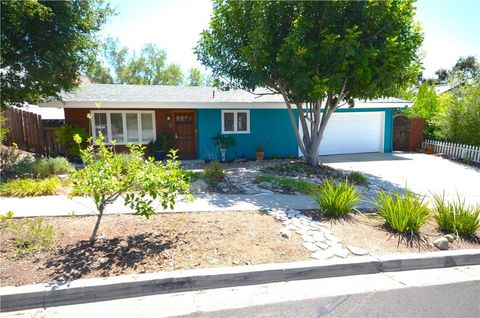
320, 152, 480, 206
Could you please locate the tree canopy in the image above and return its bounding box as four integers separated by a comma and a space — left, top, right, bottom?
196, 0, 423, 165
1, 0, 113, 107
87, 38, 211, 86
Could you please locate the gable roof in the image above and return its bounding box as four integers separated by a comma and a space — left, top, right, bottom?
40, 83, 411, 108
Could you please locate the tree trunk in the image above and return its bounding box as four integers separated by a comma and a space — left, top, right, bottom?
90, 204, 104, 244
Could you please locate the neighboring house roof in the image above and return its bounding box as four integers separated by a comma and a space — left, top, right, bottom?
40, 83, 411, 109
434, 84, 452, 95
22, 105, 65, 120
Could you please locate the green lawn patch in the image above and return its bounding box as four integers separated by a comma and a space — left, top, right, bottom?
256, 174, 320, 195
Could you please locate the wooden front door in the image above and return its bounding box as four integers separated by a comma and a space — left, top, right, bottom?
173, 111, 197, 159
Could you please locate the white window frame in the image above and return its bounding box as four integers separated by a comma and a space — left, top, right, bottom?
221, 110, 250, 134
91, 110, 156, 145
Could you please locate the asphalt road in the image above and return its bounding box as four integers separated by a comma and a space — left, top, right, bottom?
177, 280, 480, 318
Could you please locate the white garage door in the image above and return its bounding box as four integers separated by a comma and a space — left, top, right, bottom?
299, 111, 385, 156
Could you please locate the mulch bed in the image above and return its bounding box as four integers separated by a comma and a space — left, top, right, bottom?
0, 212, 309, 286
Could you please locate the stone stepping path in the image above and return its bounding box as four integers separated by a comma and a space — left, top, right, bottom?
264, 208, 369, 260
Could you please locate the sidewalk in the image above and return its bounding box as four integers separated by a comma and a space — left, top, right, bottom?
0, 193, 323, 217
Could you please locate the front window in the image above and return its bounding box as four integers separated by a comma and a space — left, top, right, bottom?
221, 110, 250, 134
91, 111, 155, 144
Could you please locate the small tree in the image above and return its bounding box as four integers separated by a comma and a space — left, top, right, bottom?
70, 133, 191, 243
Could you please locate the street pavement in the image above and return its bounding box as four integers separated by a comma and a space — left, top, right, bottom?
3, 265, 479, 318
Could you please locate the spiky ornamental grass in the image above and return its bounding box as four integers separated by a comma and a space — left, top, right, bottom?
314, 179, 360, 217
432, 193, 480, 238
374, 190, 429, 234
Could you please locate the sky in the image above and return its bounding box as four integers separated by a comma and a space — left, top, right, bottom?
100, 0, 480, 78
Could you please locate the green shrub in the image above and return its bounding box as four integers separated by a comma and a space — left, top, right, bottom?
32, 157, 74, 178
4, 218, 55, 255
432, 194, 480, 237
55, 124, 88, 157
0, 177, 61, 197
348, 171, 368, 185
204, 161, 225, 184
374, 190, 429, 234
256, 174, 319, 194
313, 179, 360, 217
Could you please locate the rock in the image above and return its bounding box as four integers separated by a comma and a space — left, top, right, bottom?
315, 242, 329, 250
189, 179, 209, 193
311, 232, 325, 242
444, 234, 455, 243
301, 234, 314, 242
347, 246, 368, 256
96, 234, 107, 242
434, 237, 449, 250
311, 249, 335, 260
324, 233, 342, 243
280, 228, 291, 239
303, 242, 320, 252
216, 182, 230, 193
332, 247, 350, 258
258, 182, 272, 189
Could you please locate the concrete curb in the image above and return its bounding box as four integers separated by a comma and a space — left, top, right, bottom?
1, 249, 479, 312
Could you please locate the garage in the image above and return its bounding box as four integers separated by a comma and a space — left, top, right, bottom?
299, 111, 386, 156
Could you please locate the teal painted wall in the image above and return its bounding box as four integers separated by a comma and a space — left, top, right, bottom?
197, 109, 299, 161
196, 107, 396, 160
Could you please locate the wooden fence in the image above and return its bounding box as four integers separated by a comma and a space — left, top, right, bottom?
1, 108, 64, 157
422, 139, 480, 163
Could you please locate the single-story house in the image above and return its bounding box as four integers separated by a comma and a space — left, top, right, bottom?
40, 84, 411, 160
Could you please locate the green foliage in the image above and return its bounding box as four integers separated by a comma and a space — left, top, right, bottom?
313, 179, 360, 217
196, 1, 422, 165
437, 84, 480, 146
404, 82, 439, 120
148, 133, 175, 152
87, 37, 203, 86
374, 190, 429, 234
432, 194, 480, 238
256, 174, 320, 195
0, 0, 114, 107
70, 133, 191, 242
347, 171, 368, 185
0, 177, 61, 197
204, 161, 225, 185
212, 133, 236, 149
3, 217, 55, 256
255, 144, 264, 152
55, 124, 89, 157
0, 211, 14, 222
187, 68, 203, 86
32, 157, 74, 178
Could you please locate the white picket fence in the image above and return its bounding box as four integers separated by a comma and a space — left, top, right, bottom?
422, 139, 480, 163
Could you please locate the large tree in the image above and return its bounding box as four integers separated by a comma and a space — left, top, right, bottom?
87, 38, 187, 86
1, 0, 113, 107
196, 0, 423, 165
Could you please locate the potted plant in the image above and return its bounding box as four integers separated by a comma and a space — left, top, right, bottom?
212, 133, 236, 162
148, 133, 175, 161
255, 144, 265, 161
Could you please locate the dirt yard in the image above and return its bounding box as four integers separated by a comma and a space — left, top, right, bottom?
316, 213, 480, 254
0, 212, 309, 286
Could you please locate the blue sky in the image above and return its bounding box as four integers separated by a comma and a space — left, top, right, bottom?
100, 0, 480, 78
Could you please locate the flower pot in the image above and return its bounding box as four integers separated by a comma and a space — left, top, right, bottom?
425, 145, 434, 154
256, 151, 265, 161
220, 148, 227, 162
154, 150, 167, 161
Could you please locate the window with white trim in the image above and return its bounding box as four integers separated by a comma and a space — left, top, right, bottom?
91, 111, 156, 144
221, 110, 250, 134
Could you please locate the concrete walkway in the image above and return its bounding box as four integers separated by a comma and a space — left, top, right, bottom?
0, 193, 324, 218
